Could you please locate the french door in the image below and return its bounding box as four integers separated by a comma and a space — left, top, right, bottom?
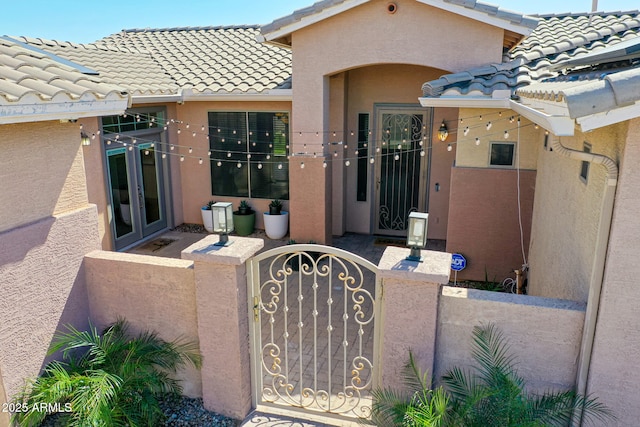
106, 133, 167, 250
374, 107, 430, 236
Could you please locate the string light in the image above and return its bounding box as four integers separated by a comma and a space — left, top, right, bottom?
475, 137, 480, 145
504, 130, 510, 139
447, 144, 452, 152
486, 121, 492, 130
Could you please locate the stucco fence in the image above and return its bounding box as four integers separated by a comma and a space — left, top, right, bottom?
81, 236, 585, 421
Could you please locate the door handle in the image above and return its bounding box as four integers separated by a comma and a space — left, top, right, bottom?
137, 186, 144, 208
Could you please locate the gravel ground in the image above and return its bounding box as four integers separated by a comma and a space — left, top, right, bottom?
38, 395, 238, 426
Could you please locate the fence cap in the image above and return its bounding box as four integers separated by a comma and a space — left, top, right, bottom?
181, 235, 264, 265
378, 246, 451, 285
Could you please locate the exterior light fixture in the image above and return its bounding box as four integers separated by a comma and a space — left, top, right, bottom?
437, 122, 448, 142
81, 132, 91, 146
211, 202, 234, 246
406, 212, 429, 262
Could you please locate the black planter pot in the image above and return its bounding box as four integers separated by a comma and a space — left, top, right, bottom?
269, 206, 282, 215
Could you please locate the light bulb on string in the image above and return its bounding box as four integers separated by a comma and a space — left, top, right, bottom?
177, 129, 181, 134
199, 158, 203, 165
247, 154, 251, 159
180, 155, 185, 162
170, 144, 175, 150
345, 160, 350, 166
207, 151, 211, 156
278, 163, 283, 170
464, 127, 469, 136
144, 150, 150, 155
237, 162, 242, 168
447, 144, 452, 152
128, 145, 133, 151
394, 154, 399, 161
266, 155, 271, 160
504, 130, 510, 139
188, 147, 193, 153
486, 122, 492, 130
192, 132, 196, 138
323, 161, 327, 168
231, 129, 235, 134
300, 162, 305, 169
227, 152, 231, 158
420, 150, 425, 157
150, 143, 155, 148
258, 163, 263, 169
475, 137, 480, 145
217, 161, 222, 167
162, 153, 167, 159
201, 126, 205, 131
334, 151, 338, 157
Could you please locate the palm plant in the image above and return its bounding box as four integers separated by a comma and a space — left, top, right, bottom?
12, 319, 202, 427
367, 352, 450, 427
367, 324, 613, 427
442, 324, 613, 427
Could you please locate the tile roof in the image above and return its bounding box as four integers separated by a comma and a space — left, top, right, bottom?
0, 36, 127, 106
421, 10, 640, 99
97, 26, 291, 95
15, 26, 292, 97
261, 0, 538, 37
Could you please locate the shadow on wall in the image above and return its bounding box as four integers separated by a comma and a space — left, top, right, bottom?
0, 216, 53, 266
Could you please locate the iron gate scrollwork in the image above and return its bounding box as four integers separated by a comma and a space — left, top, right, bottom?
248, 244, 380, 422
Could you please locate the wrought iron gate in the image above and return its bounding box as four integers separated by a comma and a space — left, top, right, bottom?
247, 244, 381, 422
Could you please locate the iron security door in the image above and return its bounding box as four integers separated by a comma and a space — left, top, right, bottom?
248, 244, 381, 423
374, 108, 430, 236
106, 136, 167, 250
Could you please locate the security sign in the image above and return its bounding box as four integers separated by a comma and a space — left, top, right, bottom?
451, 253, 467, 272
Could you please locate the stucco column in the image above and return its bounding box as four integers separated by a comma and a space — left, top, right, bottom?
181, 235, 264, 420
377, 247, 451, 391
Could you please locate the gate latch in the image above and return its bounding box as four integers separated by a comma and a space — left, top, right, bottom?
253, 296, 260, 321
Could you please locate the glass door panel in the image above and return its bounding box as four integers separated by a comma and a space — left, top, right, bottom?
107, 148, 135, 240
137, 143, 166, 234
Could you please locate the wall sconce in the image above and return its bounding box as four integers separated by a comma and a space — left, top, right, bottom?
437, 122, 448, 142
81, 132, 91, 146
406, 212, 429, 262
211, 202, 234, 246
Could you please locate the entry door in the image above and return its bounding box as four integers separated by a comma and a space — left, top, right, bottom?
374, 108, 429, 236
106, 137, 167, 250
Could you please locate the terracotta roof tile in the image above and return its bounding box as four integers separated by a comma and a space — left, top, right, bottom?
0, 36, 127, 106
422, 10, 640, 99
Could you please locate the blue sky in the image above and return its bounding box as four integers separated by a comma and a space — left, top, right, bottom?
3, 0, 638, 44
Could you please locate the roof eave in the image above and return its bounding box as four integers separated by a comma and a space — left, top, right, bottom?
261, 0, 370, 46
416, 0, 538, 36
419, 96, 510, 108
577, 101, 640, 132
508, 100, 575, 136
0, 98, 130, 125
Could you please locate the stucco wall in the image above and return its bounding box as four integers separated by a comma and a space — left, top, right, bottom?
0, 206, 99, 400
288, 0, 504, 242
341, 65, 455, 238
527, 124, 626, 302
456, 108, 541, 170
436, 286, 585, 394
587, 118, 640, 426
0, 121, 88, 233
175, 101, 292, 230
446, 167, 536, 281
84, 250, 201, 398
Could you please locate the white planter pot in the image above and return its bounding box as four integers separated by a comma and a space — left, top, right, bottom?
201, 208, 214, 233
263, 211, 289, 239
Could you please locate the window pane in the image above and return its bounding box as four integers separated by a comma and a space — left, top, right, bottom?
490, 143, 515, 166
209, 112, 249, 197
357, 113, 369, 202
249, 112, 289, 200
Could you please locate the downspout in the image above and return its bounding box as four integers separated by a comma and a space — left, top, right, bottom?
549, 136, 618, 423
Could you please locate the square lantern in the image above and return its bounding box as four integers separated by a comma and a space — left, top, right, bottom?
406, 212, 429, 262
211, 202, 234, 246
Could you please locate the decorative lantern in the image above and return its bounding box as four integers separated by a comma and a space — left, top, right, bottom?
406, 212, 429, 262
211, 202, 234, 246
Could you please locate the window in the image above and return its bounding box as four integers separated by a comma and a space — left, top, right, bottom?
208, 111, 289, 199
490, 142, 515, 167
356, 113, 369, 202
102, 110, 164, 134
580, 142, 591, 183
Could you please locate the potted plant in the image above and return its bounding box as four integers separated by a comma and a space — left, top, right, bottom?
264, 199, 289, 239
232, 200, 255, 236
269, 199, 283, 215
201, 200, 216, 233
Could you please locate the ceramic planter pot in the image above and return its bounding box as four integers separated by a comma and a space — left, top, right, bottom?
201, 207, 214, 233
263, 211, 289, 239
233, 211, 255, 236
